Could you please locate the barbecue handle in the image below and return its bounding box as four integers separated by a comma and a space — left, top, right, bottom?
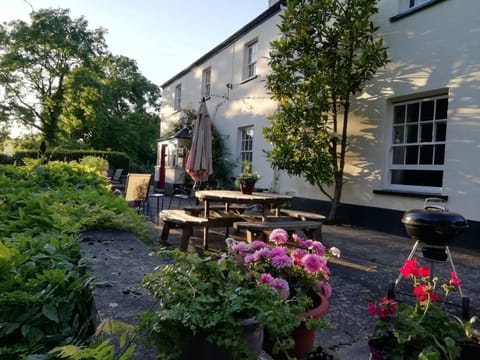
424, 197, 447, 211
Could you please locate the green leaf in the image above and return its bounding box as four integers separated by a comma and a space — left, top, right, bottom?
0, 242, 11, 260
42, 304, 59, 323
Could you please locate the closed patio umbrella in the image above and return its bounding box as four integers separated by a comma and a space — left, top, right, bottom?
185, 100, 213, 186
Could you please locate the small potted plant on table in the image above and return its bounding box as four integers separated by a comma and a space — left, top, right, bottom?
235, 160, 261, 194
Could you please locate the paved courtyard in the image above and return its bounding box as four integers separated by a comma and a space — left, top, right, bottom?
82, 196, 480, 359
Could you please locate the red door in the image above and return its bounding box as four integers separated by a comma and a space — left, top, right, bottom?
159, 144, 167, 189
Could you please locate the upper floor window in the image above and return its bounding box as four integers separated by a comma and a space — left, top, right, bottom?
388, 94, 448, 191
244, 40, 258, 80
202, 67, 211, 99
174, 84, 182, 111
239, 126, 254, 163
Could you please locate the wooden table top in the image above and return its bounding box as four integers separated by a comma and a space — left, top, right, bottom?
195, 190, 293, 204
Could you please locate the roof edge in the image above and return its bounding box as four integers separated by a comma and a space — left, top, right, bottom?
161, 1, 284, 88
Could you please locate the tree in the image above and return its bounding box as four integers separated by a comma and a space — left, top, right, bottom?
61, 54, 161, 167
0, 8, 107, 146
0, 8, 161, 168
264, 0, 389, 222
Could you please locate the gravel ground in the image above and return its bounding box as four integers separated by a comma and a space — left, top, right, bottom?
80, 215, 480, 359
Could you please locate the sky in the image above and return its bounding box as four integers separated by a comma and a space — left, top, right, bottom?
0, 0, 269, 87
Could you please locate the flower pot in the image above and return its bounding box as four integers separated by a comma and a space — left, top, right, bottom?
264, 292, 329, 359
180, 318, 264, 360
240, 181, 255, 194
290, 292, 330, 358
368, 338, 386, 360
242, 318, 264, 357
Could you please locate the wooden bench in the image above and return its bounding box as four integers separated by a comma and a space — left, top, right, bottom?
160, 210, 208, 251
160, 209, 243, 250
278, 208, 327, 221
235, 220, 323, 243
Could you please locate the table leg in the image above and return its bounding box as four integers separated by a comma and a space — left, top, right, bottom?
203, 200, 210, 249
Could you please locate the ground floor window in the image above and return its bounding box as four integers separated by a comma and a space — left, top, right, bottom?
239, 127, 253, 163
388, 93, 448, 191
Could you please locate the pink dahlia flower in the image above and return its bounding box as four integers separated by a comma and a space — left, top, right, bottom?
302, 254, 324, 274
269, 228, 289, 245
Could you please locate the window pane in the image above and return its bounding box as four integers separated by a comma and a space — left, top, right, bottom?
419, 145, 433, 164
394, 105, 405, 124
406, 124, 418, 143
420, 100, 434, 122
436, 98, 448, 119
434, 144, 445, 165
392, 147, 405, 164
391, 170, 442, 186
435, 121, 447, 141
420, 123, 433, 142
389, 94, 447, 188
393, 126, 404, 144
406, 103, 419, 123
405, 145, 418, 164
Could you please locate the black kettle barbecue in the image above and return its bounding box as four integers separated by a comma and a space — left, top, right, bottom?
388, 198, 470, 318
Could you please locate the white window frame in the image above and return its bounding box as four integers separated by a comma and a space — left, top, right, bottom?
174, 84, 182, 111
387, 93, 448, 193
243, 40, 258, 80
201, 67, 211, 99
239, 127, 254, 164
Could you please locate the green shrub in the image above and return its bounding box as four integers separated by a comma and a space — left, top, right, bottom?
0, 161, 153, 358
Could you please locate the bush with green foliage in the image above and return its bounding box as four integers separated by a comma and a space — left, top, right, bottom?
0, 160, 153, 359
79, 155, 109, 173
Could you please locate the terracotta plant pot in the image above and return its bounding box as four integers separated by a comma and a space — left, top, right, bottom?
264, 292, 330, 359
290, 292, 330, 358
239, 181, 255, 194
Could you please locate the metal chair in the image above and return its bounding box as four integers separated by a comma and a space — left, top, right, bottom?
167, 184, 194, 209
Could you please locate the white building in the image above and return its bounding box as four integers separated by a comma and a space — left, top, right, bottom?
159, 0, 480, 249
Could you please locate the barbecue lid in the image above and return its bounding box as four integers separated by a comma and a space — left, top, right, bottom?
401, 198, 468, 228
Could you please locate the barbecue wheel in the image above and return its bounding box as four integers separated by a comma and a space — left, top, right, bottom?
387, 281, 396, 300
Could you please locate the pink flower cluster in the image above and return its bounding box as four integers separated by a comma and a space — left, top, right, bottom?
226, 229, 339, 300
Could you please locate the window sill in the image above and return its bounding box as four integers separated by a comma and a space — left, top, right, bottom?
389, 0, 447, 22
240, 75, 258, 85
373, 189, 448, 200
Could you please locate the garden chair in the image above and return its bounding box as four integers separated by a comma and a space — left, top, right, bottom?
110, 168, 124, 183
124, 173, 152, 213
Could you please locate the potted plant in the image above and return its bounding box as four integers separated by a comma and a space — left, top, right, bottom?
368, 257, 478, 359
140, 248, 307, 360
235, 160, 261, 194
224, 228, 341, 358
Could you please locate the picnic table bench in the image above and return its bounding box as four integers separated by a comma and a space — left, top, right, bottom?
235, 220, 323, 243
278, 208, 326, 221
159, 209, 242, 250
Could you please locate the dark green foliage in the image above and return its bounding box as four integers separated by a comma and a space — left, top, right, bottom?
11, 149, 130, 171
265, 0, 389, 222
0, 161, 153, 358
210, 124, 235, 189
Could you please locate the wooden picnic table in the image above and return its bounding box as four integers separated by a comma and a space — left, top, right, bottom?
195, 190, 293, 245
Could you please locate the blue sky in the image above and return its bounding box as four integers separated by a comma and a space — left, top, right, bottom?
1, 0, 269, 87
